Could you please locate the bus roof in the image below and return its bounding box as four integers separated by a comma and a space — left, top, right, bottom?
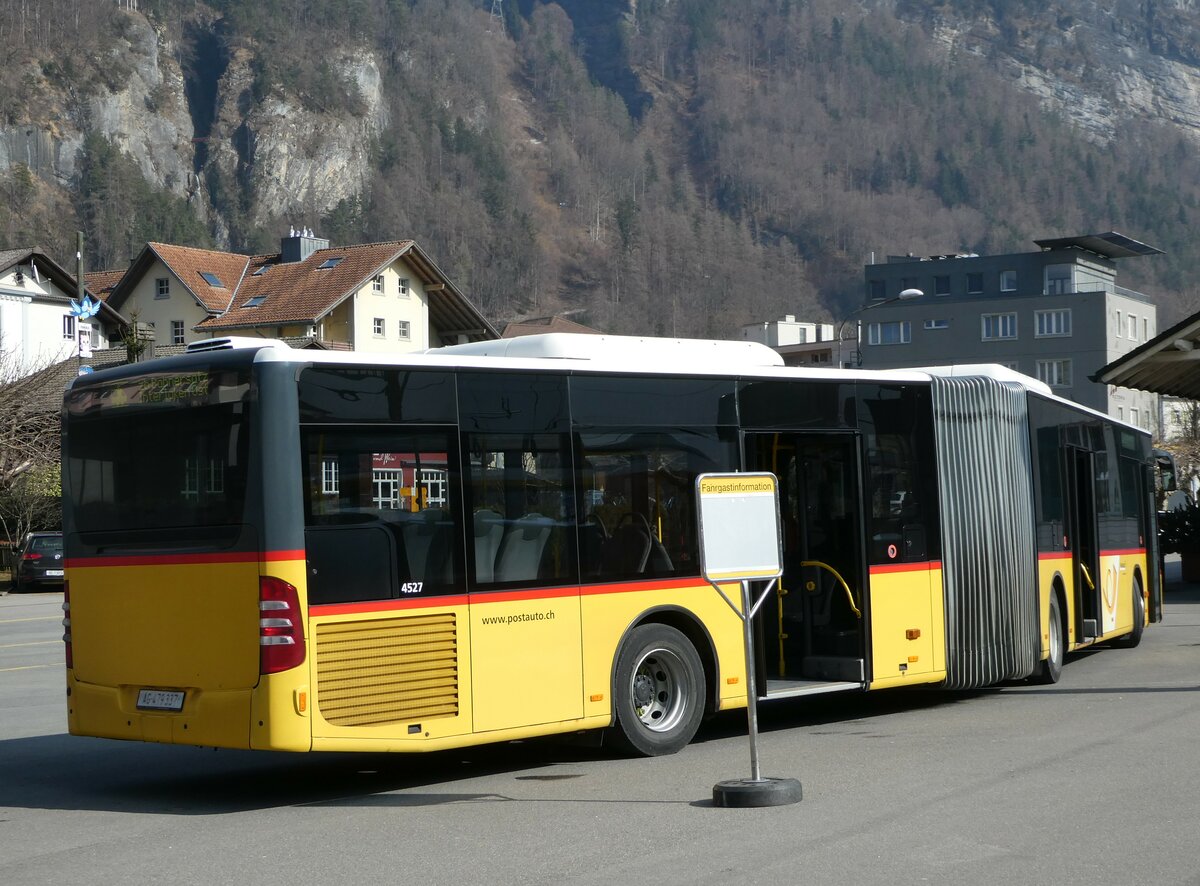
111, 334, 1142, 436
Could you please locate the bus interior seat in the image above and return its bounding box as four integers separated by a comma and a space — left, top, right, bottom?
400, 508, 453, 586
473, 509, 505, 583
578, 513, 608, 578
494, 513, 554, 582
304, 523, 396, 604
604, 518, 652, 575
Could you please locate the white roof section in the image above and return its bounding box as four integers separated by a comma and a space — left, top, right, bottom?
428, 332, 785, 369
918, 363, 1053, 396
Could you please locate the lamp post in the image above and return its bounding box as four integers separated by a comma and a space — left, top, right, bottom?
836, 288, 923, 368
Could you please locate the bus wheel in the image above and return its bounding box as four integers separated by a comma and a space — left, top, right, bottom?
1033, 593, 1064, 685
1111, 577, 1145, 649
611, 624, 705, 756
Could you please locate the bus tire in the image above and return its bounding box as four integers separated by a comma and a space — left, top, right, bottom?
1033, 592, 1064, 685
1111, 576, 1145, 649
610, 623, 705, 756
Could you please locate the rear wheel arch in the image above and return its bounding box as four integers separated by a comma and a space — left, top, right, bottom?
612, 607, 720, 718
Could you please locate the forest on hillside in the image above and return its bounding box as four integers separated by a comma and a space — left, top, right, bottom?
1, 0, 1199, 334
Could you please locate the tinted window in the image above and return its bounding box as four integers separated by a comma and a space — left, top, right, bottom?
298, 367, 456, 423
65, 372, 252, 538
857, 384, 939, 564
465, 432, 576, 588
739, 380, 855, 429
457, 372, 568, 433
577, 428, 737, 582
302, 428, 462, 602
570, 376, 736, 427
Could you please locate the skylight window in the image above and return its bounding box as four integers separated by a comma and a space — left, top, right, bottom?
199, 271, 224, 287
318, 257, 344, 269
252, 265, 270, 276
243, 296, 267, 308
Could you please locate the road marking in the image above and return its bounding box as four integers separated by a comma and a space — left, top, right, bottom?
0, 665, 55, 672
0, 616, 62, 624
0, 640, 60, 649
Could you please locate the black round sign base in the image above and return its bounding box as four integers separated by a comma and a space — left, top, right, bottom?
712, 776, 802, 808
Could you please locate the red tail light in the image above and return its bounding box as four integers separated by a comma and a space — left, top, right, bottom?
62, 581, 73, 669
23, 552, 42, 561
259, 576, 306, 675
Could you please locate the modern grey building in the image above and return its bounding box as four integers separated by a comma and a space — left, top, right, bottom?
856, 233, 1161, 429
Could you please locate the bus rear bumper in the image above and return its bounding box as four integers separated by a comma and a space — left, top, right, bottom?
66, 670, 256, 750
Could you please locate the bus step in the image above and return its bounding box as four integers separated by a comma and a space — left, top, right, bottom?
763, 678, 863, 700
1082, 618, 1098, 640
802, 656, 865, 682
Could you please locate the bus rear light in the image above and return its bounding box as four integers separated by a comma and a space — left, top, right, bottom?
259, 576, 306, 675
62, 582, 73, 669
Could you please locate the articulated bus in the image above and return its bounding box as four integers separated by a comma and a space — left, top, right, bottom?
61, 334, 1159, 756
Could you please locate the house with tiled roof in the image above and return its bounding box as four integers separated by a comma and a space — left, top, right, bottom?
0, 247, 124, 376
501, 314, 601, 338
100, 232, 497, 351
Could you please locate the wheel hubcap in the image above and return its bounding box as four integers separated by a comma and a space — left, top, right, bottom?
630, 648, 691, 733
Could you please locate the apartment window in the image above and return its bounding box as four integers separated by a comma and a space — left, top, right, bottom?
321, 457, 339, 496
924, 319, 949, 330
1000, 270, 1017, 292
1115, 310, 1123, 338
398, 320, 411, 340
372, 275, 384, 294
967, 272, 983, 294
1118, 407, 1124, 421
1130, 407, 1140, 427
1127, 314, 1138, 341
62, 315, 75, 340
170, 320, 185, 345
372, 318, 385, 337
867, 321, 911, 345
934, 275, 951, 296
1045, 264, 1074, 295
1035, 309, 1071, 338
399, 277, 411, 297
981, 312, 1017, 340
1000, 361, 1020, 371
868, 279, 885, 301
155, 278, 170, 299
1144, 318, 1151, 340
1036, 358, 1072, 388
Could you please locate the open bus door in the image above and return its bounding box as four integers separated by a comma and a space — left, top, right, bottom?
745, 432, 868, 692
1066, 447, 1102, 642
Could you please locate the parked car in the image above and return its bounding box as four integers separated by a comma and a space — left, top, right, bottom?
12, 532, 64, 593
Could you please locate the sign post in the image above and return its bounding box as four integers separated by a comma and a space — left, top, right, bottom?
696, 472, 802, 807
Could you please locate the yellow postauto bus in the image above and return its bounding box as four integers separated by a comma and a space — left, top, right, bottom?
61, 334, 1159, 755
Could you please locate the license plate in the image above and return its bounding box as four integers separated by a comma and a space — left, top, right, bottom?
46, 570, 64, 577
136, 689, 185, 712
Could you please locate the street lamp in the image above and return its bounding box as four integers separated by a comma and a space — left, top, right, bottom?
837, 288, 923, 368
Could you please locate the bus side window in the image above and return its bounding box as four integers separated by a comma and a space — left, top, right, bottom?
465, 433, 576, 588
301, 428, 463, 600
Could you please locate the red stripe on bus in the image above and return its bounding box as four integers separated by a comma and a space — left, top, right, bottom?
1102, 548, 1146, 557
65, 550, 306, 568
869, 561, 942, 576
1038, 552, 1072, 561
310, 595, 471, 616
309, 578, 696, 616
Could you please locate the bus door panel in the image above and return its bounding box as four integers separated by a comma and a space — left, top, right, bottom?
1066, 447, 1101, 643
745, 432, 867, 684
468, 592, 584, 732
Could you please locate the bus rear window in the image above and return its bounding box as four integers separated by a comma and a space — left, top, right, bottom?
66, 390, 251, 539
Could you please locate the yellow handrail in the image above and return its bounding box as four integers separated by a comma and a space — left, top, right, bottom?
1080, 562, 1095, 591
801, 559, 862, 618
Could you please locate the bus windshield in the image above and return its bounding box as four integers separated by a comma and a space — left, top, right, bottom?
64, 369, 253, 544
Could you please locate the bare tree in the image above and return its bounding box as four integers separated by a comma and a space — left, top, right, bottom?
0, 349, 65, 546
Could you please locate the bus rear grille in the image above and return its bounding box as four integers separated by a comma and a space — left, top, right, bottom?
315, 613, 459, 727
